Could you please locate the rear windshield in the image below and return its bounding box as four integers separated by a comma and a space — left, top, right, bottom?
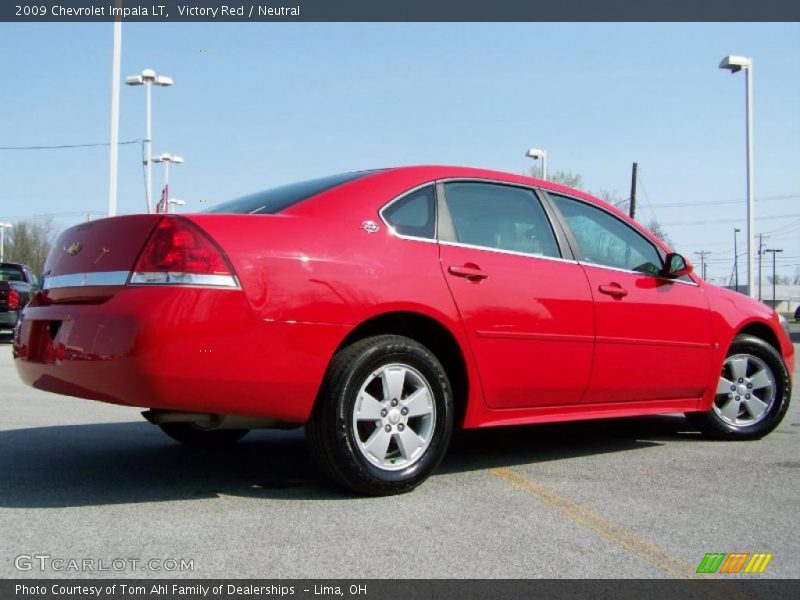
206, 170, 379, 215
0, 264, 25, 282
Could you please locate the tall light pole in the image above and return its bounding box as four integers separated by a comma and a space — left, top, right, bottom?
125, 69, 174, 214
107, 8, 122, 217
765, 248, 783, 309
719, 55, 754, 298
152, 153, 183, 213
0, 223, 12, 262
525, 148, 547, 181
733, 227, 740, 291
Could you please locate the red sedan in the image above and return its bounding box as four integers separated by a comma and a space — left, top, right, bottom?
13, 166, 794, 495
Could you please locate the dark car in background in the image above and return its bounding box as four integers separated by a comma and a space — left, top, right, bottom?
0, 262, 37, 331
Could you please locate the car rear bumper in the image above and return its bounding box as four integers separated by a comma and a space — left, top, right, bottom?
13, 286, 346, 423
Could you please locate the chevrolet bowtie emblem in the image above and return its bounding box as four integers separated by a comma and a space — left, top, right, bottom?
66, 242, 83, 256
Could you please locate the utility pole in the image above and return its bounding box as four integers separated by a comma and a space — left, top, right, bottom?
765, 249, 783, 309
695, 250, 710, 280
757, 234, 765, 301
629, 162, 638, 218
733, 227, 740, 292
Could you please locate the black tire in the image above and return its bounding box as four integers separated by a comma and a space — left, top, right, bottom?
158, 422, 249, 449
306, 335, 454, 496
686, 334, 791, 440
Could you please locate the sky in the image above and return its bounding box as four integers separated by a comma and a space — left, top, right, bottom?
0, 22, 798, 285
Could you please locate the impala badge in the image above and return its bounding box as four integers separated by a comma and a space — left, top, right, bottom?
361, 220, 379, 233
66, 242, 83, 256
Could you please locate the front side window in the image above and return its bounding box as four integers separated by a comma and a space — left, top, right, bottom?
443, 182, 560, 258
550, 194, 662, 274
382, 185, 436, 239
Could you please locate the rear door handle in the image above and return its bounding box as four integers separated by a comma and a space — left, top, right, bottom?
448, 265, 489, 281
598, 283, 628, 298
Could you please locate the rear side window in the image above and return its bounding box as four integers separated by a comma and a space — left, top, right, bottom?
550, 193, 662, 274
382, 186, 436, 239
0, 264, 25, 282
443, 182, 560, 258
207, 170, 378, 215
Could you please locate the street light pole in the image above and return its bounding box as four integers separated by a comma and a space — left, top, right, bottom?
125, 69, 174, 214
0, 223, 12, 262
152, 153, 184, 213
733, 227, 740, 291
107, 13, 121, 217
719, 55, 755, 298
525, 148, 547, 181
765, 248, 783, 309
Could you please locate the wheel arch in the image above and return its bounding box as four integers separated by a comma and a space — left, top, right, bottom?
736, 320, 782, 353
333, 311, 470, 427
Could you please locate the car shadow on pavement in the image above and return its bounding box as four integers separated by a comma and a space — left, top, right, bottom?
0, 414, 698, 507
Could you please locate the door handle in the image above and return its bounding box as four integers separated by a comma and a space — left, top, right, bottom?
448, 265, 489, 281
598, 283, 628, 298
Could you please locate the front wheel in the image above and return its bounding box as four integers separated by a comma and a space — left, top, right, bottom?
686, 334, 791, 440
306, 335, 454, 496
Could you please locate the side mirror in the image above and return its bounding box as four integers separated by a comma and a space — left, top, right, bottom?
663, 253, 693, 278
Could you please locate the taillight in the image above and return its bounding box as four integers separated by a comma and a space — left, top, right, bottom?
130, 217, 238, 287
7, 290, 20, 310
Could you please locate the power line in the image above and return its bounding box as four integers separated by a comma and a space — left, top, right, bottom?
635, 171, 658, 223
0, 139, 142, 150
662, 213, 800, 227
653, 193, 799, 209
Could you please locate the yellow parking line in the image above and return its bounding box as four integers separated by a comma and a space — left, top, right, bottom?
490, 467, 699, 579
490, 467, 756, 600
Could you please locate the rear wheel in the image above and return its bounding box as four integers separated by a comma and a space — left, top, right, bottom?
686, 334, 791, 439
306, 335, 453, 496
158, 422, 249, 449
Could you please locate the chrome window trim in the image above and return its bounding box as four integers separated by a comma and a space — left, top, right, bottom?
378, 182, 439, 243
42, 271, 130, 289
439, 240, 579, 265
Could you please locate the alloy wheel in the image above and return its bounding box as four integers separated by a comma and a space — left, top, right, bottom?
351, 363, 436, 471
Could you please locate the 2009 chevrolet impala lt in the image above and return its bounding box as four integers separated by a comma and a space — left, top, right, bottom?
13, 166, 794, 495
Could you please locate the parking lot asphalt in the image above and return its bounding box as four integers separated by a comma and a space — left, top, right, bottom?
1, 326, 798, 579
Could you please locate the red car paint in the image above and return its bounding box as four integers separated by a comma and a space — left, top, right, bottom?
13, 166, 794, 429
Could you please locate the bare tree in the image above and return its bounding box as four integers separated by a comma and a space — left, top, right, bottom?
645, 219, 673, 247
527, 166, 585, 190
4, 218, 59, 274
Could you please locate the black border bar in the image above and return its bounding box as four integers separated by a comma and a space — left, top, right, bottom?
5, 580, 800, 600
3, 0, 800, 22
